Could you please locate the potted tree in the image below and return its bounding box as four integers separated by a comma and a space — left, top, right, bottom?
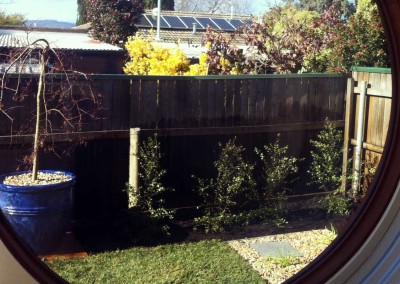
0, 39, 101, 254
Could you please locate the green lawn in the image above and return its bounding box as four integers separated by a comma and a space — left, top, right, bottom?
47, 239, 264, 284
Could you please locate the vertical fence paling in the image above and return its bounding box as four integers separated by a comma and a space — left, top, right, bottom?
353, 81, 368, 191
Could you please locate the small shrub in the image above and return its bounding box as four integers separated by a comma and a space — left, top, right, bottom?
193, 138, 257, 232
308, 118, 344, 192
125, 136, 174, 233
255, 134, 301, 221
320, 191, 351, 217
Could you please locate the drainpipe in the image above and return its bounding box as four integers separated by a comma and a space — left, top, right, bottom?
192, 23, 197, 34
352, 80, 367, 193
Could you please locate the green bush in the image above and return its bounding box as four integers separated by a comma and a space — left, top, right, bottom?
194, 136, 301, 232
308, 119, 353, 216
125, 136, 174, 233
193, 138, 257, 232
308, 119, 344, 192
255, 134, 301, 223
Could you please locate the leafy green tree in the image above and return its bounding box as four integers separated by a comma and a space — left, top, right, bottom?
242, 5, 320, 74
76, 0, 88, 25
330, 0, 389, 71
284, 0, 356, 19
143, 0, 174, 10
85, 0, 145, 46
0, 10, 25, 25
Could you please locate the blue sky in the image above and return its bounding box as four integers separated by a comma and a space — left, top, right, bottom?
1, 0, 271, 23
2, 0, 78, 23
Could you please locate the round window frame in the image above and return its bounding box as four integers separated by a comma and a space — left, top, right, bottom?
1, 1, 400, 283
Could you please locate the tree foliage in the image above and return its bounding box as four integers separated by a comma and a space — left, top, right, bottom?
85, 0, 145, 46
76, 0, 88, 25
329, 0, 389, 71
201, 27, 249, 75
242, 5, 320, 74
143, 0, 174, 10
308, 119, 344, 191
201, 0, 388, 74
0, 10, 25, 25
285, 0, 356, 19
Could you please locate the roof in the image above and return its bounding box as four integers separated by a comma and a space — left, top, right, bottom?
0, 27, 122, 52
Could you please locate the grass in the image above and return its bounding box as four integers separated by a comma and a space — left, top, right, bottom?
47, 239, 264, 284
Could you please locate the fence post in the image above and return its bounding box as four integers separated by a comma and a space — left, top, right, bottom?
352, 81, 368, 193
342, 78, 354, 191
128, 128, 140, 208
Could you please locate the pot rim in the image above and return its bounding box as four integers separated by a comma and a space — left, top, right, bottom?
0, 170, 76, 192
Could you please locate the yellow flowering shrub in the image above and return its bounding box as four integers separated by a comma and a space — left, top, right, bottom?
124, 34, 191, 75
185, 53, 208, 75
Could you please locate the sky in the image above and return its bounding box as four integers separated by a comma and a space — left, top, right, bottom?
1, 0, 271, 24
1, 0, 78, 23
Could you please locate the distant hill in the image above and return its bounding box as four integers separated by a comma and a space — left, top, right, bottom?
25, 20, 75, 29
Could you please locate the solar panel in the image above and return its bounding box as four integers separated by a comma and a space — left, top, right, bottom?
178, 16, 204, 30
195, 17, 219, 30
227, 19, 245, 29
136, 15, 152, 27
144, 14, 170, 28
211, 18, 236, 31
163, 15, 187, 29
242, 19, 253, 26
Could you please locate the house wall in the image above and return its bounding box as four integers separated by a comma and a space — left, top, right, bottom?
59, 51, 125, 74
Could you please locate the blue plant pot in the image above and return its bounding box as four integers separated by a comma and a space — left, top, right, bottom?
0, 170, 76, 255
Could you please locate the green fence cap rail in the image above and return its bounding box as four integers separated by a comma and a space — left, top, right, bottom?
351, 66, 391, 74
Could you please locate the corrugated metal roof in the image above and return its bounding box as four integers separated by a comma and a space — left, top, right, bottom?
0, 28, 122, 52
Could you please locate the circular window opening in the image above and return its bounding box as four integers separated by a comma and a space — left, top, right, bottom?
0, 1, 399, 283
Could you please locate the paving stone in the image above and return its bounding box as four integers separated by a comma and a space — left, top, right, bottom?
250, 240, 302, 258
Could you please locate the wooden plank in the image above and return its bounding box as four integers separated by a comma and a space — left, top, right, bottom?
382, 96, 391, 145
118, 80, 131, 130
262, 78, 272, 124
240, 79, 249, 125
189, 78, 201, 127
224, 79, 234, 126
247, 77, 256, 125
129, 79, 141, 127
342, 78, 354, 190
254, 79, 265, 125
175, 79, 187, 128
199, 80, 208, 127
350, 139, 384, 154
140, 79, 158, 128
214, 79, 225, 127
206, 80, 217, 127
138, 120, 345, 137
232, 79, 242, 126
101, 80, 113, 130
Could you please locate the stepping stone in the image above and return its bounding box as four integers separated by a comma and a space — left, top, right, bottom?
250, 241, 302, 258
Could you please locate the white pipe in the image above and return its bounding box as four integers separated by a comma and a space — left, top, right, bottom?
155, 0, 161, 41
352, 80, 367, 192
230, 5, 234, 19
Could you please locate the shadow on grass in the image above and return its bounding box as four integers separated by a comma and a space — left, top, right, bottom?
73, 203, 347, 255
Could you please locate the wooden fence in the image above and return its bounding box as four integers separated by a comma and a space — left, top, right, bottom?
342, 67, 392, 195
0, 74, 347, 219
